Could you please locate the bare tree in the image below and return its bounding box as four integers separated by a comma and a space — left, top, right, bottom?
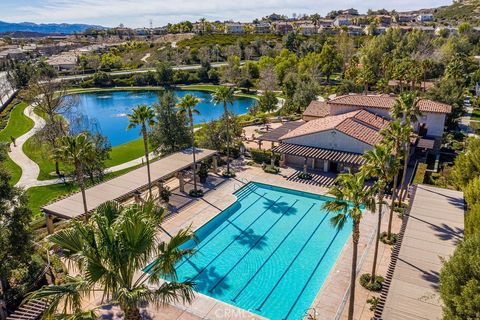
259, 64, 278, 91
28, 78, 79, 175
336, 32, 355, 77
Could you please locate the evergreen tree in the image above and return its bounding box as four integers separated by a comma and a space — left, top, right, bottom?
150, 92, 191, 155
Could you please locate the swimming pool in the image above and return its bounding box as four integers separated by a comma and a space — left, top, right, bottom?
171, 182, 352, 319
65, 90, 255, 146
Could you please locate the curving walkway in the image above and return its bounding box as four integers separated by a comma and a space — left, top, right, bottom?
9, 103, 153, 189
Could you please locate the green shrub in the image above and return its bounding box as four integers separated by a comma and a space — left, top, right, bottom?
413, 163, 428, 185
440, 235, 480, 320
222, 170, 236, 178
393, 202, 408, 218
189, 189, 204, 197
263, 164, 280, 174
380, 231, 398, 245
465, 202, 480, 238
360, 273, 384, 292
298, 172, 312, 180
159, 186, 172, 203
367, 297, 380, 311
251, 149, 279, 165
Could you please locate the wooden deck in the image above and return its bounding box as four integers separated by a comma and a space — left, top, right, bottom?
375, 184, 464, 320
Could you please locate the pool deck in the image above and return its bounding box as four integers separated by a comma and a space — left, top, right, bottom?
96, 165, 402, 319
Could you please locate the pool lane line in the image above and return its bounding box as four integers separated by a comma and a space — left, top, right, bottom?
208, 199, 300, 294
231, 202, 317, 302
255, 210, 331, 312
175, 191, 267, 270
188, 196, 283, 282
282, 227, 343, 320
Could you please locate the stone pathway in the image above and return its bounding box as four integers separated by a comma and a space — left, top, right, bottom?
9, 103, 154, 189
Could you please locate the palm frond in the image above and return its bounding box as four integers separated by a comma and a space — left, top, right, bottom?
26, 276, 93, 317
150, 280, 195, 307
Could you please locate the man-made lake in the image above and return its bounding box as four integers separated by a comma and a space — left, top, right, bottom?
67, 90, 256, 146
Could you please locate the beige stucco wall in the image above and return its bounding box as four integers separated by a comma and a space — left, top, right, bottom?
282, 129, 373, 154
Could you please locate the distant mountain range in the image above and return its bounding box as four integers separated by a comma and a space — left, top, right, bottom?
0, 21, 107, 35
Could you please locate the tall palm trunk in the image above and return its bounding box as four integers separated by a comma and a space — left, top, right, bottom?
76, 161, 88, 219
55, 161, 60, 176
224, 103, 231, 173
370, 187, 384, 283
189, 112, 198, 191
387, 171, 399, 237
142, 125, 152, 196
348, 221, 360, 320
398, 142, 410, 203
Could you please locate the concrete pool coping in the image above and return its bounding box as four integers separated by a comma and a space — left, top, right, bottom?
155, 165, 378, 319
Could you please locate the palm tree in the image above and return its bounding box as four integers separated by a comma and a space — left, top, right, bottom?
127, 105, 156, 196
212, 86, 235, 175
361, 144, 395, 284
380, 120, 409, 238
391, 93, 422, 203
356, 64, 376, 95
27, 200, 196, 320
177, 94, 201, 194
323, 172, 377, 320
53, 133, 94, 218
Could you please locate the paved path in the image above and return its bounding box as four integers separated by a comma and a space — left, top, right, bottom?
9, 103, 154, 189
10, 103, 47, 188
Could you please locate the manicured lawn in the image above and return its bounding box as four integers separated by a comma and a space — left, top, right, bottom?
0, 102, 34, 141
0, 102, 34, 185
24, 135, 145, 180
27, 183, 78, 218
4, 156, 22, 185
105, 138, 145, 167
26, 164, 142, 218
470, 108, 480, 120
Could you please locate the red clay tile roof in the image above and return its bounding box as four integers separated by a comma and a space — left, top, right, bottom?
280, 109, 390, 146
327, 94, 452, 114
336, 118, 384, 145
303, 100, 330, 118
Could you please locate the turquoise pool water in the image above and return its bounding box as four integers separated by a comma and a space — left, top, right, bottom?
66, 90, 255, 146
171, 182, 352, 319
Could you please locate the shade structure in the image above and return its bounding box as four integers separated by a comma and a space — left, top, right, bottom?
272, 143, 366, 166
42, 148, 217, 219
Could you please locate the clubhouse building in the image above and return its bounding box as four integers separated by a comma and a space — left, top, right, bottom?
267, 94, 452, 173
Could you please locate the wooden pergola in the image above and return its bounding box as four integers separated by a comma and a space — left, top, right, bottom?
42, 148, 217, 232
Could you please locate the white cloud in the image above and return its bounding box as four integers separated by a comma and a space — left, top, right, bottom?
3, 0, 452, 27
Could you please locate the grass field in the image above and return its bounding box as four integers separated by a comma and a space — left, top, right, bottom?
23, 133, 146, 180
0, 102, 34, 185
470, 108, 480, 121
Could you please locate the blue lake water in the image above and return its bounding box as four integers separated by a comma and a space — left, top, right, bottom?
66, 90, 255, 146
153, 182, 352, 320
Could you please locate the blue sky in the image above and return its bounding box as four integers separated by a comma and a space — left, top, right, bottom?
0, 0, 452, 28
